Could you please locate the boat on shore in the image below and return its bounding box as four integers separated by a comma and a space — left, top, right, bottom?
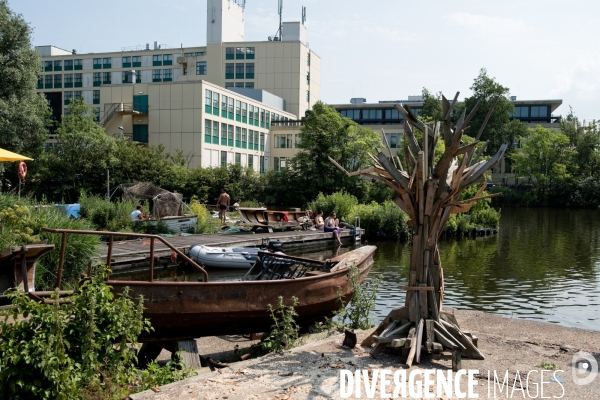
188, 240, 284, 269
237, 207, 311, 232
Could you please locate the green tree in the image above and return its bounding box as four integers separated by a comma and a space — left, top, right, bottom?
462, 68, 524, 156
40, 100, 115, 198
0, 1, 50, 176
420, 87, 443, 121
511, 126, 575, 202
560, 107, 600, 178
290, 102, 382, 202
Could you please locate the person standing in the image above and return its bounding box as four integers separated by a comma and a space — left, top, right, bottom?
217, 188, 230, 224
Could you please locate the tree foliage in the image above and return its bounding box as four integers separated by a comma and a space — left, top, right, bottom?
0, 0, 50, 178
290, 101, 382, 202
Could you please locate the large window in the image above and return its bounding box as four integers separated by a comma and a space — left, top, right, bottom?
221, 151, 227, 166
153, 69, 162, 82
212, 92, 219, 115
221, 123, 228, 145
228, 125, 234, 146
64, 91, 73, 105
511, 106, 528, 118
265, 111, 270, 129
53, 74, 62, 88
53, 60, 62, 71
205, 90, 212, 113
260, 133, 265, 151
221, 95, 228, 118
196, 61, 207, 75
235, 153, 241, 165
235, 100, 241, 121
205, 119, 212, 143
228, 97, 234, 119
242, 128, 247, 149
93, 58, 101, 69
248, 105, 254, 125
248, 154, 254, 169
248, 130, 254, 150
122, 56, 131, 68
236, 47, 245, 59
225, 63, 234, 79
212, 120, 219, 144
102, 58, 111, 69
163, 54, 172, 65
242, 102, 247, 123
102, 72, 111, 84
245, 82, 254, 89
253, 106, 259, 127
153, 55, 162, 66
163, 69, 172, 82
235, 127, 241, 148
44, 61, 52, 71
93, 90, 100, 104
132, 56, 141, 67
235, 63, 244, 79
93, 72, 101, 86
530, 106, 548, 118
260, 109, 265, 128
74, 59, 82, 70
246, 63, 254, 79
64, 73, 73, 88
74, 73, 82, 87
64, 60, 73, 71
37, 76, 43, 89
246, 47, 255, 59
74, 91, 82, 101
226, 47, 234, 60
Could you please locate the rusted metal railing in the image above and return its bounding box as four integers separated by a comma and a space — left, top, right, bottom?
42, 228, 209, 288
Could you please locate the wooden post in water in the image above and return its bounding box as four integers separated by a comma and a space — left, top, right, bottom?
329, 92, 506, 365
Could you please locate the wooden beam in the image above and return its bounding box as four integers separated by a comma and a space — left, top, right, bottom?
415, 318, 425, 364
377, 152, 411, 193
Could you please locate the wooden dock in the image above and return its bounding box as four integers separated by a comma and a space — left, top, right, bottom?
96, 228, 361, 270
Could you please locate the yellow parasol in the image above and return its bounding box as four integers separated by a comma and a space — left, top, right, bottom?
0, 148, 33, 162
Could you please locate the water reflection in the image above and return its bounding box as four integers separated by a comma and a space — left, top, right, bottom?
113, 209, 600, 330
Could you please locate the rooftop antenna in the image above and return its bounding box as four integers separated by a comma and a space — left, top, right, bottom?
302, 6, 306, 25
276, 0, 283, 40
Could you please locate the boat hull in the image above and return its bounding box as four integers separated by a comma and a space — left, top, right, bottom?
108, 246, 376, 341
189, 244, 258, 269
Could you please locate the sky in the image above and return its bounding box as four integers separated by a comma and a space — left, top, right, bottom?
11, 0, 600, 120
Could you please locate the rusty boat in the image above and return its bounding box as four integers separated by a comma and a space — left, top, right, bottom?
237, 207, 312, 232
41, 228, 376, 343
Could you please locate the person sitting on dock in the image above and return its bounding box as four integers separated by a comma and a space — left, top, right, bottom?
324, 212, 343, 245
232, 198, 241, 211
130, 205, 146, 221
314, 210, 325, 230
217, 188, 230, 225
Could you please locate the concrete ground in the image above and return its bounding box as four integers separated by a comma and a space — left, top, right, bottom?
131, 309, 600, 399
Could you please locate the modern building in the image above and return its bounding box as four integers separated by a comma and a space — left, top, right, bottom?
34, 0, 320, 169
269, 96, 564, 184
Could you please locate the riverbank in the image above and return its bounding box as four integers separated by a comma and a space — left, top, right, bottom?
129, 309, 600, 399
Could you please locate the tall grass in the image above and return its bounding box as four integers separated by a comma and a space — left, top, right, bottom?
78, 192, 138, 232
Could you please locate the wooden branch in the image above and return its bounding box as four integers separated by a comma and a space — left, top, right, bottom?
443, 92, 460, 121
469, 140, 489, 167
447, 193, 501, 208
474, 96, 499, 141
402, 119, 421, 156
456, 141, 479, 157
381, 128, 403, 172
377, 152, 411, 193
460, 144, 507, 188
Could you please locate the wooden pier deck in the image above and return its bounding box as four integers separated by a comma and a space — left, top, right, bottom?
96, 228, 361, 269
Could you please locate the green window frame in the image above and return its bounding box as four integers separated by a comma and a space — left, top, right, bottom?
254, 132, 259, 150
225, 63, 234, 79
245, 63, 254, 79
74, 73, 82, 87
163, 69, 172, 82
132, 56, 141, 68
54, 74, 62, 88
221, 151, 227, 166
226, 47, 234, 60
44, 61, 52, 72
212, 120, 219, 144
205, 90, 212, 113
235, 100, 241, 121
254, 107, 259, 127
228, 98, 234, 119
93, 58, 101, 69
74, 91, 82, 101
37, 76, 43, 89
54, 60, 62, 71
265, 111, 270, 129
93, 90, 100, 104
235, 63, 244, 79
152, 69, 162, 82
228, 125, 233, 146
212, 93, 219, 116
248, 154, 253, 169
64, 91, 73, 105
64, 73, 73, 88
221, 123, 227, 145
242, 102, 247, 123
205, 119, 211, 143
74, 59, 82, 70
235, 127, 241, 148
102, 72, 111, 84
260, 133, 265, 151
163, 54, 172, 66
274, 157, 279, 172
248, 105, 254, 125
260, 109, 265, 128
236, 47, 245, 59
248, 130, 254, 150
122, 56, 131, 68
221, 95, 228, 118
196, 61, 207, 75
241, 128, 247, 149
103, 57, 111, 69
235, 152, 241, 165
64, 60, 73, 70
153, 55, 162, 66
246, 47, 255, 59
93, 72, 101, 86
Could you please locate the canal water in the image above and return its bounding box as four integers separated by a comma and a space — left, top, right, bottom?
113, 208, 600, 331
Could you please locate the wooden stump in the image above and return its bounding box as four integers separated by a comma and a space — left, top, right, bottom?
174, 340, 201, 368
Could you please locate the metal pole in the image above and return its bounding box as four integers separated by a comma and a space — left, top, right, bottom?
106, 169, 110, 199
149, 238, 155, 282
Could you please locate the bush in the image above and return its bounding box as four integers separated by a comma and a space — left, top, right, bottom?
337, 267, 383, 330
307, 191, 358, 220
261, 296, 300, 354
188, 199, 219, 234
347, 200, 409, 239
78, 192, 137, 232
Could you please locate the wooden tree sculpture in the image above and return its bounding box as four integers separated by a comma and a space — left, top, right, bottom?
330, 93, 506, 367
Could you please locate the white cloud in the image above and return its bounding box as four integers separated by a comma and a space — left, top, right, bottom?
551, 52, 600, 101
446, 12, 531, 45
